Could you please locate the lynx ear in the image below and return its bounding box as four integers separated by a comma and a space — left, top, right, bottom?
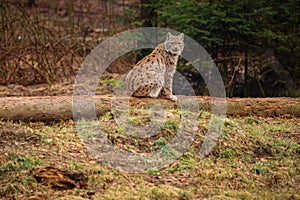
166, 32, 173, 40
179, 33, 184, 41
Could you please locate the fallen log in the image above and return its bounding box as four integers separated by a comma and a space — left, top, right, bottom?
0, 96, 298, 122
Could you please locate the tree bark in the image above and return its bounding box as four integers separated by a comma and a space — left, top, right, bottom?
0, 96, 298, 122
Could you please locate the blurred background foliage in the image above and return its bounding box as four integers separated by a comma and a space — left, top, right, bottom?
137, 0, 300, 97
0, 0, 299, 97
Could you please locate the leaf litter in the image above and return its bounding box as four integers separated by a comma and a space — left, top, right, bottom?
0, 105, 299, 199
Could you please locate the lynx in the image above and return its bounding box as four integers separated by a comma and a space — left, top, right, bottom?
125, 32, 184, 101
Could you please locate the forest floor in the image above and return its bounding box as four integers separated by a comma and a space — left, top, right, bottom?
0, 89, 299, 199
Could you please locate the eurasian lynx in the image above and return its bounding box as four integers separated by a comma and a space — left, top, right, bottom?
125, 32, 184, 101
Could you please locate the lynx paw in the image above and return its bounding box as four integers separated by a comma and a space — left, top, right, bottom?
168, 95, 177, 102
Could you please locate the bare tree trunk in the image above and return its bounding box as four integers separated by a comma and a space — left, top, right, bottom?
243, 50, 249, 97
0, 96, 298, 122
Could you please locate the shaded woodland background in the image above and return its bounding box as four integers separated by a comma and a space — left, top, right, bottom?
0, 0, 299, 97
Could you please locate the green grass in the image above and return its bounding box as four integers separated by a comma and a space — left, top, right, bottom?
164, 119, 179, 131
0, 109, 299, 199
0, 156, 45, 172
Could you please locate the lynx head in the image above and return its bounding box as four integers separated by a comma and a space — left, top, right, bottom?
164, 32, 184, 56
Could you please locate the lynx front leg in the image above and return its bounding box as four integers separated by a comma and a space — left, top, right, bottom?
148, 84, 163, 98
163, 68, 177, 102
